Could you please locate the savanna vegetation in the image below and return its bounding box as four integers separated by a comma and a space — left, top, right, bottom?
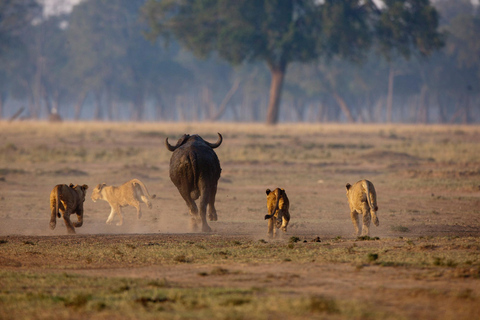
0, 122, 479, 319
1, 0, 479, 123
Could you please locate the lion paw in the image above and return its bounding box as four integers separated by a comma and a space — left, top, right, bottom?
49, 222, 56, 230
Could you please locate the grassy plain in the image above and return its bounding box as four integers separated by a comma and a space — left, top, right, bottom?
0, 121, 480, 319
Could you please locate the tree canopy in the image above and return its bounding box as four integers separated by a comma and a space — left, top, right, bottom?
144, 0, 443, 124
0, 0, 478, 124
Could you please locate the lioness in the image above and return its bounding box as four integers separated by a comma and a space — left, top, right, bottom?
345, 179, 379, 237
49, 183, 89, 234
264, 188, 290, 238
91, 179, 156, 226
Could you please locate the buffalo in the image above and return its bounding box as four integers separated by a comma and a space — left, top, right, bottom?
165, 133, 223, 232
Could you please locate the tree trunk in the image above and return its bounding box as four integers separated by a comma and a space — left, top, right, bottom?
436, 93, 447, 123
131, 91, 145, 121
153, 92, 165, 121
74, 90, 88, 120
292, 97, 307, 122
449, 100, 464, 124
464, 91, 471, 124
266, 63, 286, 125
0, 92, 5, 119
332, 91, 355, 123
210, 78, 241, 121
386, 64, 395, 123
94, 91, 103, 120
106, 86, 113, 121
8, 106, 25, 122
28, 88, 37, 119
417, 84, 428, 124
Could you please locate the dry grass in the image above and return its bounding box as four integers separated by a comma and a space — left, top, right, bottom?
1, 121, 480, 319
1, 235, 479, 319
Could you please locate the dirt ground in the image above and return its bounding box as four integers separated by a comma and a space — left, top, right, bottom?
1, 122, 480, 319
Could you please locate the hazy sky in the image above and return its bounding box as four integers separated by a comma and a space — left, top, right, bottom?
40, 0, 83, 17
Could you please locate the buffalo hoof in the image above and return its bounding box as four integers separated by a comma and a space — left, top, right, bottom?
208, 212, 217, 221
202, 225, 212, 233
190, 219, 200, 232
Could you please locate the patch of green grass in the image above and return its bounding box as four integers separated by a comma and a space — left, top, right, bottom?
289, 236, 301, 243
367, 253, 379, 262
357, 236, 380, 241
0, 271, 357, 320
390, 225, 410, 233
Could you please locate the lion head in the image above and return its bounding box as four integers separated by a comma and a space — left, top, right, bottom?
91, 183, 106, 202
70, 184, 88, 202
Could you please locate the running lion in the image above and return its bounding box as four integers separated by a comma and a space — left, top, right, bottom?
345, 179, 379, 237
264, 188, 290, 238
91, 179, 156, 226
49, 183, 89, 234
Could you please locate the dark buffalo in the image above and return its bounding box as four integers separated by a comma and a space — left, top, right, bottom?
165, 133, 223, 232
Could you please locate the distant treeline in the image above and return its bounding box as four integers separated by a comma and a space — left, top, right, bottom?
0, 0, 478, 123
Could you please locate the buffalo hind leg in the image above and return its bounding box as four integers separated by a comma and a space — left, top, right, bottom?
207, 186, 218, 222
199, 193, 212, 233
179, 190, 200, 231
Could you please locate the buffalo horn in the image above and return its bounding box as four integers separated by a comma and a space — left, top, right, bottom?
206, 133, 223, 149
165, 137, 177, 152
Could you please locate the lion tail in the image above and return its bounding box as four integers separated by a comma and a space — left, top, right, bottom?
132, 179, 156, 199
55, 186, 61, 218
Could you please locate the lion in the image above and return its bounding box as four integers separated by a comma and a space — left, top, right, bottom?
49, 183, 89, 234
264, 188, 290, 238
345, 179, 379, 237
91, 179, 156, 226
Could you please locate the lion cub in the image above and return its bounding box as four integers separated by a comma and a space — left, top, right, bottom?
91, 179, 156, 226
264, 188, 290, 238
345, 179, 379, 237
50, 183, 89, 234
